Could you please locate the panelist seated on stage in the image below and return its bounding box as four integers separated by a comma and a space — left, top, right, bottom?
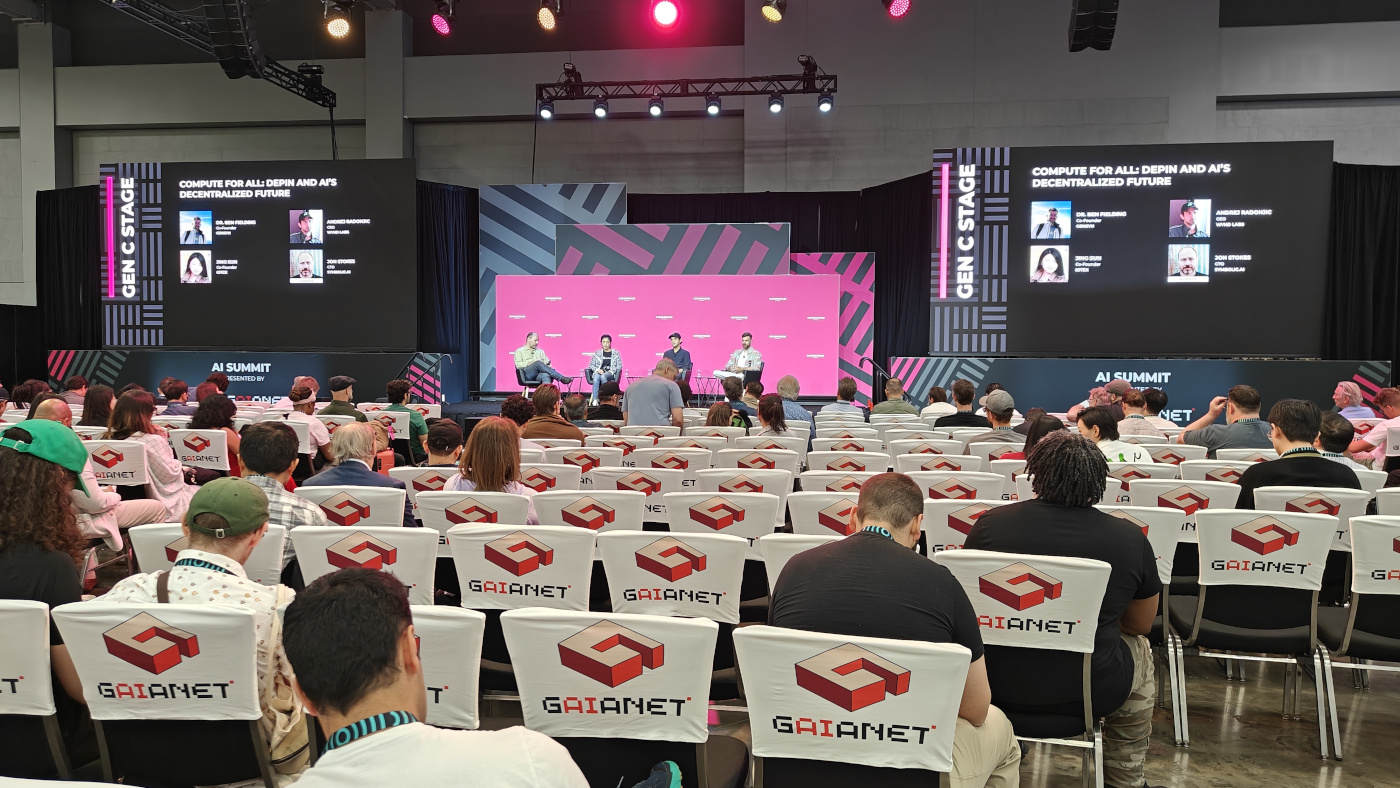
871, 377, 919, 416
714, 332, 762, 380
622, 359, 685, 428
586, 334, 622, 406
663, 332, 692, 380
586, 381, 624, 421
514, 332, 572, 386
819, 376, 867, 417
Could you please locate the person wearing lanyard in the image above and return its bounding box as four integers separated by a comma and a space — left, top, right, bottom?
1234, 399, 1364, 510
282, 568, 588, 787
1176, 384, 1273, 459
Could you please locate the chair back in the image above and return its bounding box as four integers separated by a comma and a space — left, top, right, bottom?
367, 410, 412, 441
0, 601, 56, 716
74, 425, 107, 440
629, 447, 715, 479
757, 534, 844, 592
85, 440, 149, 486
1215, 448, 1279, 462
355, 402, 389, 413
786, 491, 860, 537
314, 415, 358, 434
886, 439, 965, 458
543, 447, 626, 487
1354, 467, 1388, 494
1093, 506, 1184, 584
500, 609, 718, 742
1103, 462, 1179, 504
882, 429, 942, 443
893, 454, 983, 473
621, 425, 682, 439
1148, 444, 1207, 464
151, 416, 191, 430
814, 411, 866, 422
696, 468, 793, 527
658, 435, 728, 453
1195, 510, 1334, 590
988, 459, 1027, 500
448, 524, 595, 611
167, 430, 230, 472
663, 492, 781, 557
811, 437, 884, 454
683, 426, 747, 445
579, 427, 613, 437
1014, 475, 1035, 501
1125, 479, 1240, 543
905, 471, 1005, 501
1178, 459, 1255, 484
597, 531, 748, 623
737, 435, 807, 459
923, 499, 1007, 554
734, 625, 968, 773
963, 441, 1025, 465
586, 467, 685, 522
1377, 488, 1400, 516
1120, 434, 1169, 445
870, 414, 922, 425
418, 490, 534, 557
519, 447, 546, 464
533, 438, 583, 449
128, 523, 287, 587
1250, 485, 1373, 552
716, 448, 802, 475
1348, 516, 1400, 596
534, 490, 647, 534
814, 427, 878, 440
290, 526, 438, 605
407, 403, 442, 419
517, 462, 584, 493
279, 418, 312, 454
412, 606, 486, 730
805, 451, 891, 473
295, 485, 408, 528
585, 435, 655, 455
386, 466, 453, 518
797, 471, 879, 494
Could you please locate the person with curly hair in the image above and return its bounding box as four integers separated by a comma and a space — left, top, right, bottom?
0, 421, 99, 766
500, 393, 544, 452
104, 390, 197, 519
189, 393, 244, 477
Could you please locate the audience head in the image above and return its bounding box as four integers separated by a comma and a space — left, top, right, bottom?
926, 385, 947, 405
1142, 388, 1168, 416
386, 379, 412, 405
31, 397, 72, 426
115, 382, 145, 397
107, 390, 159, 439
757, 394, 787, 433
1121, 389, 1147, 415
561, 394, 589, 423
951, 379, 975, 407
706, 402, 734, 427
27, 392, 64, 417
853, 473, 925, 544
1086, 386, 1113, 407
11, 380, 50, 408
1226, 384, 1262, 418
1267, 398, 1321, 447
458, 416, 522, 492
597, 381, 622, 405
1022, 414, 1066, 458
1317, 413, 1355, 454
745, 381, 764, 400
288, 385, 317, 414
239, 422, 300, 478
1374, 387, 1400, 418
676, 378, 692, 407
532, 384, 561, 417
183, 477, 269, 560
499, 394, 533, 426
79, 384, 116, 427
837, 377, 858, 403
206, 372, 230, 393
330, 422, 377, 465
1075, 406, 1119, 443
1332, 381, 1364, 410
367, 420, 391, 454
983, 382, 1004, 396
654, 358, 680, 381
329, 376, 356, 401
1105, 379, 1132, 401
161, 379, 189, 402
293, 376, 321, 398
884, 377, 906, 399
189, 393, 237, 431
722, 376, 743, 402
64, 375, 87, 394
777, 375, 800, 401
982, 389, 1015, 426
0, 422, 87, 560
426, 420, 464, 463
194, 381, 219, 402
1023, 407, 1046, 422
1028, 431, 1108, 507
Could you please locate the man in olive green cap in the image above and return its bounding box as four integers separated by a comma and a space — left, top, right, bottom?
99, 477, 308, 771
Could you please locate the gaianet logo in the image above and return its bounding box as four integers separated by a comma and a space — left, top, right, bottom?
795, 643, 910, 712
979, 563, 1064, 611
484, 531, 554, 576
327, 532, 398, 569
832, 441, 867, 452
412, 471, 448, 492
908, 443, 943, 455
921, 457, 964, 471
947, 504, 992, 536
1151, 448, 1187, 465
1205, 467, 1242, 484
819, 500, 856, 533
928, 478, 977, 500
1111, 466, 1151, 493
637, 429, 666, 440
1157, 486, 1209, 514
373, 413, 396, 433
635, 536, 707, 581
521, 467, 558, 493
559, 621, 663, 687
602, 438, 636, 456
1231, 517, 1300, 555
562, 496, 616, 530
163, 537, 190, 561
1284, 495, 1340, 517
446, 497, 498, 524
320, 492, 372, 526
1239, 453, 1273, 463
183, 434, 211, 453
719, 475, 764, 494
1105, 509, 1151, 535
618, 471, 663, 496
689, 497, 746, 530
985, 445, 1018, 460
754, 440, 788, 451
826, 476, 864, 493
92, 447, 124, 469
829, 431, 859, 439
104, 612, 200, 674
739, 453, 777, 470
826, 456, 866, 472
651, 452, 689, 470
563, 450, 602, 473
677, 439, 711, 449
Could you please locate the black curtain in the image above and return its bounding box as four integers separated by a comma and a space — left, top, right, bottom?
417, 181, 478, 402
859, 171, 932, 373
628, 191, 861, 252
1325, 164, 1400, 373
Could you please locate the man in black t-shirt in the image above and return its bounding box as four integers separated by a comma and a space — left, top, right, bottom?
965, 431, 1160, 788
1235, 399, 1363, 509
771, 473, 1020, 787
586, 381, 624, 421
934, 379, 992, 429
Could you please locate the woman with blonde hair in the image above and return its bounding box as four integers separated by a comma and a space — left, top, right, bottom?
444, 416, 539, 524
104, 390, 196, 519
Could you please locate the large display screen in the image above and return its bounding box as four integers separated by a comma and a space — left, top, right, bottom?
495, 274, 840, 393
101, 159, 416, 350
930, 141, 1333, 357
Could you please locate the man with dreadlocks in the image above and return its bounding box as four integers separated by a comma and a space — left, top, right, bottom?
965, 431, 1161, 788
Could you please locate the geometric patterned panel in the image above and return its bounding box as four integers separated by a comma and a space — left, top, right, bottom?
791, 253, 875, 405
887, 357, 992, 406
930, 148, 1010, 354
48, 349, 130, 390
101, 163, 165, 347
554, 224, 791, 277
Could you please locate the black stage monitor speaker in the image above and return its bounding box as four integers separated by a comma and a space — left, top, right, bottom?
203, 0, 267, 79
1068, 0, 1119, 52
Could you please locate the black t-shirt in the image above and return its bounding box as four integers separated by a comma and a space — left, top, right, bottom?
770, 531, 984, 660
587, 403, 624, 421
934, 411, 991, 429
964, 499, 1161, 716
0, 543, 82, 645
1235, 452, 1363, 509
600, 351, 613, 371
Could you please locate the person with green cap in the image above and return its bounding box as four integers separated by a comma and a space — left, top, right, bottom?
98, 477, 309, 773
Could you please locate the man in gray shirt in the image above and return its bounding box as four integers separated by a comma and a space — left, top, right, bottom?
1176, 384, 1272, 458
622, 359, 684, 427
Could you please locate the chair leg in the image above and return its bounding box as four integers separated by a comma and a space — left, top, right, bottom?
1093, 722, 1106, 788
41, 714, 72, 779
1311, 648, 1330, 760
1321, 649, 1343, 761
250, 720, 278, 788
1282, 662, 1295, 719
1174, 637, 1191, 747
1164, 635, 1183, 747
1080, 744, 1091, 788
94, 719, 114, 783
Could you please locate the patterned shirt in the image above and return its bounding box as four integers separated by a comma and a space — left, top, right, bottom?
243, 474, 330, 567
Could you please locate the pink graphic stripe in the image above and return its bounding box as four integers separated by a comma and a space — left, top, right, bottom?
556, 246, 584, 275
639, 224, 668, 241
701, 225, 740, 274
106, 176, 115, 298
938, 163, 949, 299
576, 225, 656, 270
664, 225, 707, 275
737, 242, 769, 275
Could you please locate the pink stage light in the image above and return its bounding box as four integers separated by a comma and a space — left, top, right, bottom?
430, 13, 451, 35
652, 0, 679, 27
885, 0, 911, 19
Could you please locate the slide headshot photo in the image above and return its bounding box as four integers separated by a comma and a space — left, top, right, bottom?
178, 211, 212, 245
1168, 198, 1210, 237
1029, 245, 1070, 283
290, 250, 324, 283
290, 209, 323, 244
179, 250, 211, 284
1168, 243, 1210, 281
1030, 201, 1071, 239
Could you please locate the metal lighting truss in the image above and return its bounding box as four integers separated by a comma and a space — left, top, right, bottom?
536, 74, 838, 104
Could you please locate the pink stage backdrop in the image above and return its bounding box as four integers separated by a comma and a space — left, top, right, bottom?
496, 275, 841, 394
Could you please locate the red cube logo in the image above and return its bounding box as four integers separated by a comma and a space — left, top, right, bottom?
678, 439, 711, 449
928, 477, 977, 500
825, 476, 864, 492
563, 450, 602, 473
1111, 466, 1151, 492
754, 440, 788, 451
1239, 453, 1273, 463
1284, 495, 1340, 517
818, 500, 856, 533
1231, 517, 1301, 555
163, 537, 189, 562
320, 492, 372, 526
651, 452, 689, 470
484, 531, 554, 576
103, 612, 200, 675
635, 536, 707, 581
602, 438, 636, 456
92, 447, 124, 469
908, 443, 943, 455
826, 455, 866, 472
326, 531, 398, 570
412, 471, 448, 492
562, 496, 616, 530
1151, 448, 1187, 465
559, 621, 663, 687
832, 441, 866, 452
948, 503, 992, 536
1205, 467, 1242, 484
689, 497, 747, 530
1106, 509, 1151, 535
719, 475, 764, 494
183, 434, 211, 453
980, 563, 1063, 611
921, 457, 964, 471
618, 471, 663, 496
795, 643, 910, 712
445, 497, 498, 525
637, 429, 666, 441
985, 445, 1018, 460
738, 452, 776, 470
521, 467, 558, 493
1157, 486, 1209, 514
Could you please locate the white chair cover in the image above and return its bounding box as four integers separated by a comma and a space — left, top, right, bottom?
1347, 517, 1400, 595
0, 601, 57, 716
387, 467, 456, 521
621, 425, 682, 439
585, 435, 655, 454
658, 435, 728, 453
663, 491, 781, 557
988, 459, 1027, 501
1215, 448, 1280, 463
683, 426, 747, 445
534, 490, 647, 534
1376, 488, 1400, 517
922, 499, 1007, 554
407, 404, 443, 419
314, 415, 358, 435
893, 454, 984, 473
597, 531, 748, 623
518, 463, 584, 493
367, 410, 413, 442
295, 485, 409, 528
167, 430, 229, 471
1177, 460, 1255, 484
811, 437, 885, 454
1148, 445, 1208, 465
543, 447, 626, 488
291, 526, 438, 605
1251, 486, 1373, 553
757, 533, 845, 593
805, 451, 892, 473
448, 524, 595, 611
1354, 468, 1388, 495
715, 448, 802, 476
786, 491, 861, 537
964, 442, 1025, 464
533, 438, 584, 449
1194, 511, 1334, 591
696, 468, 793, 527
813, 427, 879, 440
1126, 479, 1241, 544
886, 439, 965, 457
418, 490, 534, 558
586, 466, 685, 522
1103, 462, 1180, 504
797, 470, 879, 493
905, 471, 1005, 501
628, 448, 716, 481
1121, 434, 1170, 445
85, 440, 149, 486
1094, 505, 1185, 584
128, 523, 287, 587
412, 606, 486, 730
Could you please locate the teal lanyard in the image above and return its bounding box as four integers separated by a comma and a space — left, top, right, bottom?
862, 525, 893, 540
1280, 447, 1320, 458
324, 711, 418, 753
173, 558, 234, 575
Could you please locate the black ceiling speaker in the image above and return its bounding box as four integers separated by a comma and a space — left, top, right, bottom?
202, 0, 267, 79
1068, 0, 1119, 52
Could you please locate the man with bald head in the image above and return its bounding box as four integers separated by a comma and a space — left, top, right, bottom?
30, 398, 165, 544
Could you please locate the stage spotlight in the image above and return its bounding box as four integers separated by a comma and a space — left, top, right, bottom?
324, 0, 352, 38
538, 0, 560, 30
768, 93, 784, 113
593, 97, 609, 118
648, 97, 665, 117
705, 95, 721, 115
430, 0, 453, 35
652, 0, 678, 27
539, 101, 554, 119
883, 0, 911, 18
818, 92, 834, 112
761, 0, 787, 22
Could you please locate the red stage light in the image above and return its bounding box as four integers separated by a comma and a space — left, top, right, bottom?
653, 0, 679, 27
884, 0, 911, 19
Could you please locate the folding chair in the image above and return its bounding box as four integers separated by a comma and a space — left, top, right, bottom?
0, 601, 73, 779
805, 451, 891, 474
151, 415, 191, 430
715, 448, 802, 476
418, 490, 534, 557
965, 441, 1026, 464
811, 437, 884, 454
630, 447, 716, 478
1215, 448, 1280, 462
906, 470, 1005, 501
84, 440, 149, 489
734, 625, 968, 786
736, 436, 807, 464
988, 458, 1028, 501
664, 492, 782, 557
935, 550, 1113, 788
387, 466, 455, 521
73, 426, 107, 440
294, 485, 408, 528
592, 419, 625, 432
882, 429, 944, 443
168, 429, 230, 472
1121, 434, 1169, 445
1149, 444, 1208, 465
1014, 475, 1035, 501
869, 413, 922, 426
622, 425, 682, 439
785, 491, 859, 537
313, 415, 358, 434
543, 447, 625, 489
1353, 467, 1387, 495
408, 404, 443, 419
922, 499, 1007, 554
886, 439, 966, 457
411, 606, 487, 730
500, 609, 745, 788
290, 526, 438, 605
796, 470, 879, 494
893, 453, 984, 473
585, 435, 655, 454
1251, 486, 1373, 555
533, 438, 583, 449
1178, 460, 1255, 484
587, 466, 685, 522
128, 523, 287, 586
684, 426, 748, 446
756, 534, 844, 594
813, 427, 878, 440
518, 462, 584, 493
1376, 488, 1400, 516
579, 427, 614, 437
52, 603, 275, 787
367, 410, 416, 462
534, 489, 647, 535
1126, 479, 1240, 594
1168, 510, 1338, 759
659, 435, 729, 454
696, 468, 794, 527
1102, 462, 1180, 505
597, 531, 747, 623
448, 524, 595, 611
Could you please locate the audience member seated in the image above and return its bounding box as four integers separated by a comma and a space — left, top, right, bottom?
444, 416, 539, 525
60, 376, 88, 407
1346, 386, 1400, 467
1316, 413, 1364, 470
10, 379, 50, 409
1116, 390, 1167, 439
586, 382, 624, 422
206, 372, 230, 395
1141, 388, 1175, 430
742, 381, 763, 411
921, 385, 957, 418
271, 376, 319, 409
1234, 399, 1362, 509
193, 381, 219, 403
754, 394, 793, 439
99, 478, 309, 774
1077, 406, 1152, 463
77, 384, 116, 428
934, 379, 992, 429
1103, 378, 1131, 420
317, 376, 369, 422
368, 420, 401, 473
1176, 385, 1272, 458
820, 376, 867, 417
0, 421, 99, 768
1333, 381, 1375, 420
159, 379, 197, 416
1001, 414, 1065, 461
385, 379, 430, 464
975, 383, 1023, 420
872, 378, 919, 416
963, 390, 1025, 453
724, 377, 756, 419
967, 431, 1160, 788
622, 360, 684, 428
708, 401, 750, 430
770, 472, 1021, 788
521, 385, 587, 443
189, 393, 244, 478
238, 422, 329, 587
1066, 386, 1113, 423
285, 385, 334, 465
24, 391, 65, 416
561, 394, 599, 429
776, 375, 816, 428
1012, 407, 1046, 436
676, 377, 693, 409
282, 568, 587, 787
500, 394, 544, 452
303, 423, 414, 528
115, 382, 145, 398
426, 420, 465, 467
104, 391, 197, 519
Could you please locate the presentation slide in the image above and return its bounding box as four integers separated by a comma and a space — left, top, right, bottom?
103, 159, 416, 350
932, 141, 1333, 357
495, 274, 840, 394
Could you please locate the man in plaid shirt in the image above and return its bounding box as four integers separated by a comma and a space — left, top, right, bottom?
237, 422, 329, 581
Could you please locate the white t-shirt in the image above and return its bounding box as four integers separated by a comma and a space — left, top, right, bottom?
920, 402, 957, 417
292, 723, 588, 788
1359, 415, 1400, 463
1096, 439, 1153, 464
1144, 415, 1176, 430
288, 410, 332, 450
